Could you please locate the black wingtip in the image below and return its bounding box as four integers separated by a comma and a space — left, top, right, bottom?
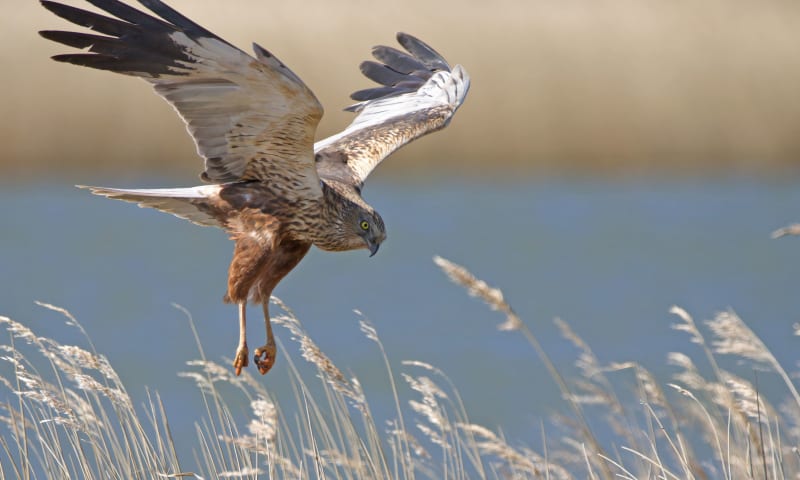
371, 44, 427, 75
49, 53, 101, 66
39, 0, 78, 20
346, 32, 454, 109
40, 0, 61, 11
50, 53, 74, 63
395, 32, 413, 43
40, 30, 96, 49
137, 0, 219, 39
396, 32, 450, 71
40, 30, 73, 47
359, 60, 413, 86
396, 32, 428, 52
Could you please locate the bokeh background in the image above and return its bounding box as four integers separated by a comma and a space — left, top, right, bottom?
3, 0, 800, 471
8, 0, 800, 178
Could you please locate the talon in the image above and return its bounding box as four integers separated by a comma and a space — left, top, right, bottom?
233, 342, 249, 376
254, 344, 277, 375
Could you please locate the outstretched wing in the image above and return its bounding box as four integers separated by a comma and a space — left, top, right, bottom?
313, 33, 470, 190
40, 0, 323, 196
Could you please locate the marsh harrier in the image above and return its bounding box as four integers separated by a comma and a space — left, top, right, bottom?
41, 0, 470, 375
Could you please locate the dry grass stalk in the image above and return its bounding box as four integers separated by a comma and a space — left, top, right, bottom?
270, 298, 366, 410
217, 467, 262, 477
3, 271, 800, 480
724, 374, 776, 425
670, 306, 705, 346
707, 310, 772, 364
1, 305, 186, 479
707, 310, 800, 410
556, 319, 652, 466
387, 419, 431, 460
668, 307, 772, 477
457, 422, 571, 479
433, 256, 521, 331
404, 373, 451, 449
667, 353, 705, 390
434, 256, 614, 479
771, 223, 800, 239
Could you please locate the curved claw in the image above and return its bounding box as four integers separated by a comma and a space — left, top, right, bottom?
254, 344, 277, 375
233, 343, 249, 376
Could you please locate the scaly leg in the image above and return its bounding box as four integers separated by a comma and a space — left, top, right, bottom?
233, 303, 248, 376
253, 302, 277, 375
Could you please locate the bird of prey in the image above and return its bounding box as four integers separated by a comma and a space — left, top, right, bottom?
40, 0, 470, 375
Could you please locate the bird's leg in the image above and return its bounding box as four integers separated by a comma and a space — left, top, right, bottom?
253, 302, 277, 375
233, 303, 248, 376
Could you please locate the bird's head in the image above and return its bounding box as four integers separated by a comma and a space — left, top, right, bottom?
353, 209, 386, 256
317, 180, 387, 254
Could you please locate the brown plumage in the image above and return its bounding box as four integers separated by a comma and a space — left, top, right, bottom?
41, 0, 470, 375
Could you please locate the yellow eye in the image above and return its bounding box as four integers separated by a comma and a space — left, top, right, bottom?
360, 220, 370, 231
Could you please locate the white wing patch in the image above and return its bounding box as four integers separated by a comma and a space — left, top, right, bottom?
314, 62, 469, 187
315, 67, 469, 153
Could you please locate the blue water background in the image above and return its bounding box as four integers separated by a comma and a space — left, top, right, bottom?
1, 176, 799, 468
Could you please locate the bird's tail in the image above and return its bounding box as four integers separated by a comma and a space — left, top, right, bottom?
78, 185, 223, 227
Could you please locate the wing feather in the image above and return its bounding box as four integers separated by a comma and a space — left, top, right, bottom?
78, 184, 223, 227
360, 60, 412, 87
371, 45, 428, 74
314, 33, 470, 189
396, 33, 451, 71
41, 0, 323, 198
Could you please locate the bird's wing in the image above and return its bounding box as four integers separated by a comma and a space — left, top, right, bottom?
41, 0, 323, 196
313, 33, 470, 190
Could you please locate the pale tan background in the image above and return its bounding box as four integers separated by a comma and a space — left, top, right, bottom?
5, 0, 800, 180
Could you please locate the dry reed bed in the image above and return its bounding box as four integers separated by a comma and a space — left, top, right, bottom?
1, 257, 798, 479
9, 0, 800, 178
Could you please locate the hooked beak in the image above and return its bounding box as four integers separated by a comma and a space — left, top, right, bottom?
368, 240, 380, 257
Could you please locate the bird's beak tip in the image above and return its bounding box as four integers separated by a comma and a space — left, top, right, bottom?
368, 243, 380, 257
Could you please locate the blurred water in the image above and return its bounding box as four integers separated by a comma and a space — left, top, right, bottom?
1, 176, 799, 466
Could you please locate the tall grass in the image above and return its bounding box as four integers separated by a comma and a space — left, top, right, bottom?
1, 257, 799, 479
